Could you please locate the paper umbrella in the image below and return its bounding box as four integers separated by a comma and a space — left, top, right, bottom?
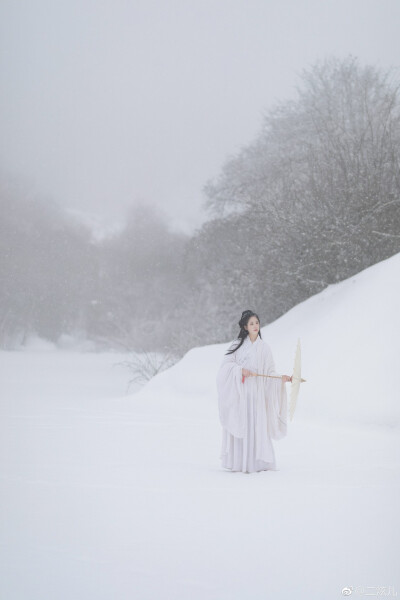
243, 338, 306, 421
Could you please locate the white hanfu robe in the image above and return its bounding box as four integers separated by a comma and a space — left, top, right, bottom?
216, 335, 288, 473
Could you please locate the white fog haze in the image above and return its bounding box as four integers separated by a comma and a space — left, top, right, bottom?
1, 1, 399, 598
1, 0, 399, 233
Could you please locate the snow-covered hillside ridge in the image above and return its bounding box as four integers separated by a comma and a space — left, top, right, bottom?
133, 252, 400, 429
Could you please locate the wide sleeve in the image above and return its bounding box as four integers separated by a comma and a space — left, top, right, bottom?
264, 345, 288, 440
216, 342, 246, 438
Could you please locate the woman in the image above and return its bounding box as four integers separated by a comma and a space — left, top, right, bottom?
216, 310, 292, 473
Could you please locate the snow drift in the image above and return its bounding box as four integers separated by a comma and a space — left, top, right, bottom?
1, 252, 399, 600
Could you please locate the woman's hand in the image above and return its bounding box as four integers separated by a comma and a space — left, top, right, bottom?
282, 374, 292, 383
242, 368, 257, 378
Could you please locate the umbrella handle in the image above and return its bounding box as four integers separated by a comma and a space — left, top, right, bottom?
243, 374, 306, 383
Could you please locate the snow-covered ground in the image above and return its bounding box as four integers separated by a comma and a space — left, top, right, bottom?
1, 253, 399, 599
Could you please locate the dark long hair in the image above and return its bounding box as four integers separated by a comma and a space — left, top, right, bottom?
225, 310, 262, 355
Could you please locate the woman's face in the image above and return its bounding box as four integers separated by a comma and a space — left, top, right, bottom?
245, 316, 259, 335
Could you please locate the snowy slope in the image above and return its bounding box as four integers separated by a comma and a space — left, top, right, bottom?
138, 250, 400, 427
1, 253, 399, 600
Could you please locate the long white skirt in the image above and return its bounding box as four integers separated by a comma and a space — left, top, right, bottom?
220, 377, 277, 473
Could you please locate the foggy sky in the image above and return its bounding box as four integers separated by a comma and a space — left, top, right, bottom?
0, 0, 399, 235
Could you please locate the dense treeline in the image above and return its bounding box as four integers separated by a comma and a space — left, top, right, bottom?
0, 180, 95, 347
1, 56, 399, 355
194, 56, 400, 333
